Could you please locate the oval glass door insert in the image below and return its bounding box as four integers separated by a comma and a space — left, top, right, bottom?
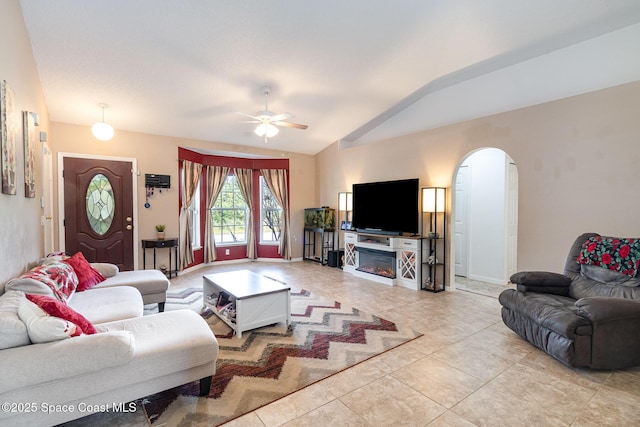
86, 173, 115, 235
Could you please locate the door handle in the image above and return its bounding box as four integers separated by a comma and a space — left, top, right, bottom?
126, 216, 133, 222
126, 225, 133, 230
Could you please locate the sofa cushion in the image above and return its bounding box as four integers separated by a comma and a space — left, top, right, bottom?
5, 261, 78, 302
0, 291, 30, 349
580, 264, 640, 287
570, 275, 640, 300
577, 235, 640, 277
68, 286, 143, 324
499, 289, 592, 338
0, 330, 135, 395
64, 252, 105, 291
26, 294, 96, 335
91, 262, 119, 278
18, 298, 80, 343
95, 310, 218, 382
93, 269, 170, 296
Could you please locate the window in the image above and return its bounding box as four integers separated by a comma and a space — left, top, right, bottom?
260, 176, 282, 243
86, 173, 115, 235
189, 181, 201, 249
211, 175, 248, 244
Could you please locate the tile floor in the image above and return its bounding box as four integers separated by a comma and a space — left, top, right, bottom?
191, 261, 640, 427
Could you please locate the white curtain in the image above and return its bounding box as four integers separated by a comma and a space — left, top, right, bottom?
260, 168, 291, 260
234, 168, 256, 259
179, 160, 202, 269
204, 166, 230, 263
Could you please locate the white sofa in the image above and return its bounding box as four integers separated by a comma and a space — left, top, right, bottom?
89, 262, 170, 312
0, 261, 219, 427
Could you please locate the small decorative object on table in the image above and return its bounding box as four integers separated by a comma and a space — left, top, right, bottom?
155, 224, 166, 240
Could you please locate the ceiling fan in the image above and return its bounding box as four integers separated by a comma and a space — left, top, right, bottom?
237, 86, 308, 143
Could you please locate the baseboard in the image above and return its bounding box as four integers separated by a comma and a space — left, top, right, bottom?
467, 274, 507, 285
182, 257, 302, 272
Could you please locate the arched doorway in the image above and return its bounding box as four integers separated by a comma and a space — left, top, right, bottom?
451, 148, 518, 294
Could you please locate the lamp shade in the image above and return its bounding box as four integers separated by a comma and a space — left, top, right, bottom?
255, 122, 279, 138
92, 121, 114, 141
422, 187, 445, 212
92, 103, 114, 141
338, 192, 353, 212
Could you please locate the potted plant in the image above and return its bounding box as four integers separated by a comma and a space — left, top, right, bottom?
155, 224, 166, 240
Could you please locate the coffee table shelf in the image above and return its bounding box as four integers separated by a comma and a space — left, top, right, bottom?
203, 270, 291, 338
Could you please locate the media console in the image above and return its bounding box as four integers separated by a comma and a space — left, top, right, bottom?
342, 231, 421, 290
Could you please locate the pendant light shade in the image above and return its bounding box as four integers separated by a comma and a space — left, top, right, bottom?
92, 103, 114, 141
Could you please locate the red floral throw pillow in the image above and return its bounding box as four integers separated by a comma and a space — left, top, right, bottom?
64, 252, 106, 292
577, 236, 640, 277
20, 261, 78, 302
25, 294, 96, 335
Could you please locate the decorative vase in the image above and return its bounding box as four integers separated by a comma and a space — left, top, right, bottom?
157, 232, 165, 240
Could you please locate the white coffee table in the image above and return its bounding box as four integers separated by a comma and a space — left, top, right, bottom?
203, 270, 291, 338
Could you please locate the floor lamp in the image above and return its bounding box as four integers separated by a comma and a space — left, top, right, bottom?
336, 192, 353, 256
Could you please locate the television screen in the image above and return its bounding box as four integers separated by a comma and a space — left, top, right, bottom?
352, 178, 419, 235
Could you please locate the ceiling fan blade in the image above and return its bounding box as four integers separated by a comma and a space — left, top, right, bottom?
274, 121, 308, 130
241, 120, 260, 124
235, 111, 262, 121
270, 112, 294, 122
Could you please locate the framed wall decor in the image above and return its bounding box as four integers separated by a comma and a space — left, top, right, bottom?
23, 111, 36, 198
1, 80, 18, 195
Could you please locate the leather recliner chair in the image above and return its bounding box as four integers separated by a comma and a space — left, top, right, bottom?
499, 232, 640, 369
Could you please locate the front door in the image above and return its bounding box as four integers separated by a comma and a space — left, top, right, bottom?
63, 157, 134, 270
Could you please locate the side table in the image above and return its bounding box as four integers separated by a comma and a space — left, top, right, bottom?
142, 238, 179, 278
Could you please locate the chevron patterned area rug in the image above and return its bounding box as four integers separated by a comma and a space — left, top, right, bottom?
142, 286, 422, 425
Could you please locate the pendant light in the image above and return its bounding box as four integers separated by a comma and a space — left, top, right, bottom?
92, 103, 115, 141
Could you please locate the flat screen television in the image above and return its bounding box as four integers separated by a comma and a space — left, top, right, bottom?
352, 178, 419, 235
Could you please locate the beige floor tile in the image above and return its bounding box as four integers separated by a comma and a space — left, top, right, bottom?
430, 340, 514, 382
254, 380, 336, 427
604, 370, 640, 398
223, 411, 266, 427
572, 385, 640, 427
281, 400, 369, 427
517, 350, 611, 392
367, 340, 427, 372
403, 333, 451, 356
427, 410, 477, 427
392, 356, 486, 408
455, 327, 534, 361
340, 376, 446, 426
313, 354, 394, 398
452, 363, 595, 426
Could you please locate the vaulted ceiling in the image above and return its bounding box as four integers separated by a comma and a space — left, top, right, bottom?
19, 0, 640, 155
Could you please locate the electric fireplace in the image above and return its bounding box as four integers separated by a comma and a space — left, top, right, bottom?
356, 247, 396, 279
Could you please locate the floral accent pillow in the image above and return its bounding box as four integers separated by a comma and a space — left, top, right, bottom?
577, 236, 640, 277
6, 261, 78, 302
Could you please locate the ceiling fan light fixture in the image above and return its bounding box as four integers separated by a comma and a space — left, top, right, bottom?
92, 103, 114, 141
255, 122, 279, 138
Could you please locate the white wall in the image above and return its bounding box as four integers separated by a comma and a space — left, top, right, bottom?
463, 148, 506, 284
316, 80, 640, 276
0, 0, 50, 284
